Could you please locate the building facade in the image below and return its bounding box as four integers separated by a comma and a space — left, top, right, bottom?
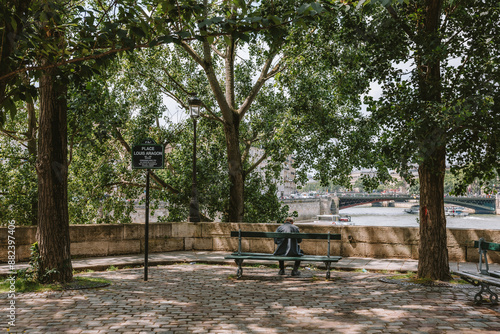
249, 147, 297, 198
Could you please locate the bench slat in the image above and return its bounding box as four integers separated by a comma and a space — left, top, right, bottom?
453, 270, 500, 287
474, 240, 500, 251
230, 231, 341, 240
491, 271, 500, 277
225, 254, 342, 262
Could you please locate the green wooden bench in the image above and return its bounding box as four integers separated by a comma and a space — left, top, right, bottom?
224, 230, 342, 279
452, 238, 500, 305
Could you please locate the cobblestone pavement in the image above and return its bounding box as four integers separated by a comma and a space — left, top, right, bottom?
3, 264, 500, 333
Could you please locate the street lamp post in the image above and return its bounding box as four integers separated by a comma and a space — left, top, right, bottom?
188, 94, 202, 222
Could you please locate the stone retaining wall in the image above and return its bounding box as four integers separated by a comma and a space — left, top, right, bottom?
281, 198, 329, 221
1, 223, 499, 264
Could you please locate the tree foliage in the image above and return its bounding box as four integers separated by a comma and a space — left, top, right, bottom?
290, 0, 499, 280
65, 43, 294, 224
276, 2, 380, 188
115, 1, 327, 222
0, 104, 38, 225
270, 0, 499, 280
2, 1, 328, 229
361, 0, 500, 190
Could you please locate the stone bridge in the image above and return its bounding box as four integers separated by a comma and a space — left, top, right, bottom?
332, 194, 498, 215
442, 197, 497, 214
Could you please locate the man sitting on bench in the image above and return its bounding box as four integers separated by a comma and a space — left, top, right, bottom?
274, 217, 303, 276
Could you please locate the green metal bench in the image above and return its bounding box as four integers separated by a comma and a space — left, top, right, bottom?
452, 238, 500, 305
224, 230, 342, 279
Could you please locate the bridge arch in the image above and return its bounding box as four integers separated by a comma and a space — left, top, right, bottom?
336, 195, 415, 210
443, 197, 496, 214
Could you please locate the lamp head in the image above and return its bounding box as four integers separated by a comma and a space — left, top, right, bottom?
188, 95, 202, 119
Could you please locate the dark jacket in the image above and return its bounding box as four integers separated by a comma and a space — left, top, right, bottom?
273, 222, 304, 257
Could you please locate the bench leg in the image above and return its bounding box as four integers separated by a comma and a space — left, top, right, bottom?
234, 259, 244, 279
324, 262, 331, 279
474, 283, 499, 305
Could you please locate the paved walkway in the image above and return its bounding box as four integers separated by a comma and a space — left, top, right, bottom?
2, 252, 500, 333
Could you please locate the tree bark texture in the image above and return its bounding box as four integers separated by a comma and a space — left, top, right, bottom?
225, 37, 236, 109
417, 147, 450, 280
224, 116, 245, 222
27, 99, 38, 226
35, 68, 73, 283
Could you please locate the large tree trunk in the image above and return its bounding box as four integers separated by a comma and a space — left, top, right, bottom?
35, 68, 73, 283
416, 0, 450, 280
417, 147, 450, 280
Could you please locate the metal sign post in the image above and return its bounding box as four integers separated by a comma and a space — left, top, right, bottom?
144, 169, 150, 281
132, 138, 164, 281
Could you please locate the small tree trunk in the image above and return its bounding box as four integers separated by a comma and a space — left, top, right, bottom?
27, 85, 38, 226
35, 68, 72, 283
417, 146, 451, 280
224, 118, 244, 222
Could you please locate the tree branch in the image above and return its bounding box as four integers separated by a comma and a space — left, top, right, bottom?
136, 69, 222, 123
385, 5, 416, 41
245, 150, 269, 177
0, 128, 29, 147
210, 43, 226, 58
179, 40, 206, 69
239, 53, 280, 118
179, 38, 232, 120
0, 43, 155, 84
136, 71, 187, 108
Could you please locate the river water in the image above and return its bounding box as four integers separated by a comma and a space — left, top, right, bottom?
335, 206, 500, 230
